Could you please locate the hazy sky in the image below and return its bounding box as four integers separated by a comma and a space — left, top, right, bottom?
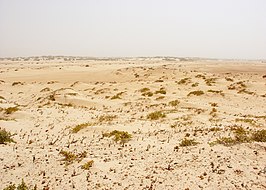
0, 0, 266, 59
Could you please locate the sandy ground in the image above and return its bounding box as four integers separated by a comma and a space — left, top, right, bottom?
0, 57, 266, 190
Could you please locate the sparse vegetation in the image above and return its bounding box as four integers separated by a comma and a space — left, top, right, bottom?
12, 82, 23, 86
59, 150, 87, 165
187, 90, 204, 96
103, 130, 132, 144
155, 88, 166, 95
2, 179, 37, 190
169, 100, 180, 107
4, 107, 19, 114
142, 91, 153, 97
207, 90, 224, 96
98, 115, 117, 123
81, 160, 94, 170
177, 78, 191, 85
147, 111, 166, 120
179, 138, 199, 147
205, 78, 217, 86
252, 130, 266, 142
110, 92, 123, 99
71, 122, 92, 133
0, 128, 15, 144
140, 88, 150, 93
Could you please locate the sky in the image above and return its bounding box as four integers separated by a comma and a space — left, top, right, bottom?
0, 0, 266, 59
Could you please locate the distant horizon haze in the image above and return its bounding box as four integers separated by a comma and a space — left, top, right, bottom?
0, 0, 266, 59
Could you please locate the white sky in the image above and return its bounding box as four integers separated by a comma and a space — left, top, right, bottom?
0, 0, 266, 59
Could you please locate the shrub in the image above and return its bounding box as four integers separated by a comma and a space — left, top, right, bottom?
169, 100, 180, 107
0, 128, 15, 144
98, 115, 117, 123
155, 88, 166, 95
147, 111, 166, 120
59, 150, 87, 165
177, 78, 191, 85
187, 90, 204, 96
3, 179, 37, 190
5, 107, 19, 114
103, 130, 132, 144
71, 122, 92, 133
142, 91, 153, 97
252, 130, 266, 142
179, 138, 199, 147
82, 160, 94, 170
140, 88, 150, 93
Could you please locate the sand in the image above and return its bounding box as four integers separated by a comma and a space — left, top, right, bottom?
0, 57, 266, 190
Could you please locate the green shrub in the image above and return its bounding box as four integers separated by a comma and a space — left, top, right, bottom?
71, 122, 92, 133
103, 130, 132, 144
59, 150, 87, 165
5, 107, 19, 114
179, 138, 199, 147
82, 160, 94, 170
187, 90, 204, 96
147, 111, 166, 120
252, 130, 266, 142
0, 128, 15, 144
169, 100, 180, 107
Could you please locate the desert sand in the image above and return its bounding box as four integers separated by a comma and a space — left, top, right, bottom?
0, 57, 266, 190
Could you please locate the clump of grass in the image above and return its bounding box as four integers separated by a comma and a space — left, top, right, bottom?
235, 118, 258, 127
3, 179, 37, 190
195, 74, 206, 79
177, 78, 191, 85
12, 82, 23, 86
209, 127, 221, 132
147, 111, 166, 120
210, 108, 218, 117
59, 150, 87, 165
103, 130, 132, 144
211, 126, 251, 146
110, 92, 123, 100
179, 138, 199, 147
155, 88, 166, 95
205, 78, 217, 86
4, 107, 19, 114
210, 102, 218, 107
0, 95, 5, 100
140, 88, 150, 93
169, 100, 180, 107
187, 90, 204, 96
214, 137, 237, 146
0, 128, 15, 144
207, 90, 224, 96
156, 96, 165, 100
228, 81, 247, 90
225, 77, 234, 82
155, 79, 164, 82
142, 91, 153, 97
191, 82, 199, 87
252, 130, 266, 142
81, 160, 94, 170
71, 122, 92, 133
98, 115, 117, 123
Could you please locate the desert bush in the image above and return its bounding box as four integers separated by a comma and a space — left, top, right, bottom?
147, 111, 166, 120
140, 88, 150, 93
0, 128, 15, 144
81, 160, 94, 170
168, 100, 180, 107
142, 91, 153, 97
98, 115, 117, 123
3, 179, 37, 190
187, 90, 204, 96
179, 138, 199, 147
71, 122, 92, 133
205, 78, 217, 86
177, 78, 191, 85
5, 107, 19, 114
252, 130, 266, 142
103, 130, 132, 144
59, 150, 87, 165
155, 88, 166, 95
